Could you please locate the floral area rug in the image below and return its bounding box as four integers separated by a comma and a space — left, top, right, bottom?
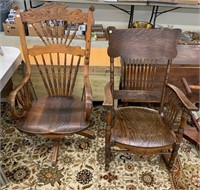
0, 103, 200, 190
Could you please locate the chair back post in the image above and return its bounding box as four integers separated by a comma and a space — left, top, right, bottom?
15, 9, 31, 75
159, 59, 172, 114
110, 57, 115, 103
107, 27, 115, 105
84, 6, 95, 76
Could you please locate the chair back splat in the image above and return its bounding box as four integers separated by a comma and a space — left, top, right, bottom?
103, 27, 198, 171
7, 3, 95, 166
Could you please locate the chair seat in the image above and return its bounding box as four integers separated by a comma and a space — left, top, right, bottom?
18, 96, 90, 135
112, 107, 175, 148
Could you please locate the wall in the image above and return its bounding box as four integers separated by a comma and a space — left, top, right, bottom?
14, 0, 200, 31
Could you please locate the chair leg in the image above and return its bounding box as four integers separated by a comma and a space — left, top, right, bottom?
168, 143, 180, 169
162, 143, 180, 172
105, 144, 111, 171
105, 109, 113, 171
52, 139, 60, 166
105, 126, 112, 171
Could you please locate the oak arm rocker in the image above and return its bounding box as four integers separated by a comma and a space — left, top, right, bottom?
102, 27, 198, 172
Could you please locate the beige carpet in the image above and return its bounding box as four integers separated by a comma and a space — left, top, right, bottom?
0, 103, 200, 190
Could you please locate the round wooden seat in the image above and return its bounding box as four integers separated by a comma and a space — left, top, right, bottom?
112, 107, 175, 148
18, 96, 90, 134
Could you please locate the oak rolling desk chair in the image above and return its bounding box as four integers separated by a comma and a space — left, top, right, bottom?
7, 2, 95, 166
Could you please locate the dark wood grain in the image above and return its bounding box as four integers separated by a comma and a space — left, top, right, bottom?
107, 27, 181, 59
18, 96, 90, 134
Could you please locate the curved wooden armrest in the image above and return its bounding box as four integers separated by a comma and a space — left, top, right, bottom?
84, 76, 93, 120
103, 82, 113, 107
167, 83, 198, 111
7, 74, 31, 119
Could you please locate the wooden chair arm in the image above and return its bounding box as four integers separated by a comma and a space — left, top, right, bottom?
7, 74, 31, 119
103, 82, 113, 107
167, 83, 198, 111
83, 76, 93, 120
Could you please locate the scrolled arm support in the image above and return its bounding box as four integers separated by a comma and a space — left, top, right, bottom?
83, 76, 93, 120
7, 74, 32, 119
103, 82, 113, 108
